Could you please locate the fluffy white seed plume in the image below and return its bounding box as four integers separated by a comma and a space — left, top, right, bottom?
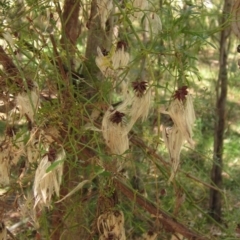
16, 82, 40, 123
162, 125, 184, 183
133, 0, 148, 9
185, 94, 196, 134
112, 41, 130, 70
132, 88, 151, 121
0, 222, 7, 240
129, 81, 151, 127
161, 86, 196, 182
131, 0, 148, 20
102, 103, 130, 155
95, 47, 114, 77
97, 210, 126, 240
145, 12, 162, 37
163, 86, 195, 146
167, 99, 192, 143
96, 42, 130, 79
33, 147, 65, 208
97, 0, 113, 30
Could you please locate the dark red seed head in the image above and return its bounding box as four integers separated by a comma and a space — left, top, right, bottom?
173, 86, 188, 101
110, 111, 125, 124
116, 40, 128, 51
132, 81, 148, 97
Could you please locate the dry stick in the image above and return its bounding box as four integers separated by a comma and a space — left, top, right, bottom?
60, 0, 80, 52
114, 177, 209, 240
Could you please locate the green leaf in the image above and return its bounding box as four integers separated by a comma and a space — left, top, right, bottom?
46, 159, 64, 173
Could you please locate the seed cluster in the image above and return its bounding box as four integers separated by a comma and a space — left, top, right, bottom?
173, 85, 188, 101
110, 111, 125, 124
132, 81, 148, 97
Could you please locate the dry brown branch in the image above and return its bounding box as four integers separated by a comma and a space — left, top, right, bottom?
114, 177, 209, 240
60, 0, 81, 56
209, 0, 232, 222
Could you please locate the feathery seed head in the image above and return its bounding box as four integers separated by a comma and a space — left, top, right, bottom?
162, 125, 184, 182
145, 12, 162, 38
173, 86, 188, 101
97, 0, 113, 30
130, 0, 148, 20
185, 94, 196, 129
109, 111, 125, 124
163, 89, 196, 147
112, 43, 130, 70
96, 47, 114, 77
132, 81, 148, 97
16, 84, 40, 123
168, 99, 193, 145
129, 83, 151, 126
102, 104, 130, 155
46, 145, 57, 162
116, 40, 128, 51
161, 89, 196, 182
97, 210, 126, 240
102, 48, 109, 56
33, 148, 65, 208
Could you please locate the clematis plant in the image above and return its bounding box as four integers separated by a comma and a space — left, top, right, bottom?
162, 86, 196, 182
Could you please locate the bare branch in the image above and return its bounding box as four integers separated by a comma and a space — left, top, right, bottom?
60, 0, 81, 52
